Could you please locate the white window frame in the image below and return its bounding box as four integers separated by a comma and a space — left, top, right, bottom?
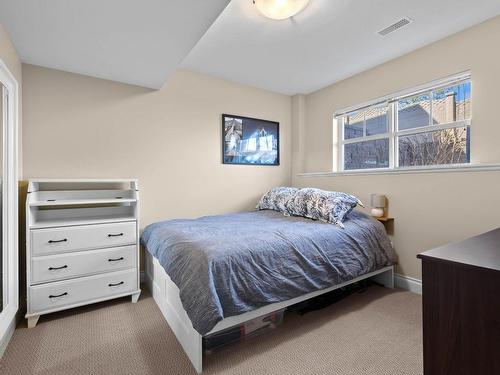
335, 71, 471, 173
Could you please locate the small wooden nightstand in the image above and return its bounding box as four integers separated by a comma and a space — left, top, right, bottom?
375, 216, 394, 234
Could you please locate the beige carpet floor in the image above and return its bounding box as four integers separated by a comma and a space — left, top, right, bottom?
0, 285, 422, 375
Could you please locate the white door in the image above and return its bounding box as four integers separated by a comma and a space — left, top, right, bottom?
0, 59, 19, 357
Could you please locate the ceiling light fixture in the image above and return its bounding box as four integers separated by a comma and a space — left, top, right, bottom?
253, 0, 310, 20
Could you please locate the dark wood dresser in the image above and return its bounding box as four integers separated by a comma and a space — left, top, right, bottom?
417, 228, 500, 375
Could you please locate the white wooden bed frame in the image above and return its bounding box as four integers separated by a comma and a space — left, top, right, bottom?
145, 251, 394, 373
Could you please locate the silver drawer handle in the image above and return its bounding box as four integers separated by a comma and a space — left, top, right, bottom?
48, 238, 68, 244
48, 265, 68, 271
108, 281, 124, 287
107, 233, 124, 237
108, 257, 124, 262
49, 292, 68, 299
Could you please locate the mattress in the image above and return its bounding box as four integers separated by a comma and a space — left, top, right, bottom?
141, 209, 396, 335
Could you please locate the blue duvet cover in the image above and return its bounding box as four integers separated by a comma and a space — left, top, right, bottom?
141, 210, 396, 335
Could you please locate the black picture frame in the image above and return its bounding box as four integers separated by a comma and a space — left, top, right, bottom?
222, 114, 280, 166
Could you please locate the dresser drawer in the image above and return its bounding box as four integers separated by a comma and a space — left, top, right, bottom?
31, 245, 137, 284
29, 269, 137, 313
31, 221, 136, 256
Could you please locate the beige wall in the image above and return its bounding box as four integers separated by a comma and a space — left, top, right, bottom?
0, 24, 22, 175
294, 16, 500, 279
22, 65, 292, 227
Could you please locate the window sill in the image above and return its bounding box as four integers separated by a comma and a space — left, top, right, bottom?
297, 163, 500, 177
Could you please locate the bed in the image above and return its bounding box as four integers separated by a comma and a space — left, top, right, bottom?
142, 209, 396, 373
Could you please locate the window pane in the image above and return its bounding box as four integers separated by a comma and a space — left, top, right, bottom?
398, 93, 431, 130
344, 104, 389, 139
432, 81, 471, 124
366, 105, 388, 136
344, 111, 363, 139
398, 126, 470, 167
344, 139, 389, 170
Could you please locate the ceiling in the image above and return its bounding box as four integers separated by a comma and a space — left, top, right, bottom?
183, 0, 500, 95
1, 0, 500, 94
0, 0, 230, 89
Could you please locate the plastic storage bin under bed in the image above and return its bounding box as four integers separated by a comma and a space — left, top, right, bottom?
203, 309, 285, 354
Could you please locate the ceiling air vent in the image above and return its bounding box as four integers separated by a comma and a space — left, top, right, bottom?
377, 17, 413, 36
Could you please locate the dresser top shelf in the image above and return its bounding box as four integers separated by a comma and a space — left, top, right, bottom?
28, 178, 138, 183
27, 180, 140, 228
29, 197, 137, 207
28, 188, 137, 207
417, 227, 500, 272
28, 179, 138, 193
31, 205, 137, 229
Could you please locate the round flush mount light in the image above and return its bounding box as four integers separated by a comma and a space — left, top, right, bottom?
253, 0, 310, 20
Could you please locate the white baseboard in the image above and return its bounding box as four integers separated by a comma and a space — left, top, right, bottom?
0, 314, 16, 359
395, 273, 422, 295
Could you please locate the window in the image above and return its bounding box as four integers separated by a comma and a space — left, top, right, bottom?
337, 73, 471, 171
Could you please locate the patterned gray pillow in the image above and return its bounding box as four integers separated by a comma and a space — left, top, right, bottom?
286, 188, 363, 227
257, 187, 299, 215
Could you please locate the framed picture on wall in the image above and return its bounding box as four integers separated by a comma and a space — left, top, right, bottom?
222, 114, 280, 165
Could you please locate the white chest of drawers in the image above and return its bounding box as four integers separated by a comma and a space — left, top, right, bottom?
25, 179, 141, 328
